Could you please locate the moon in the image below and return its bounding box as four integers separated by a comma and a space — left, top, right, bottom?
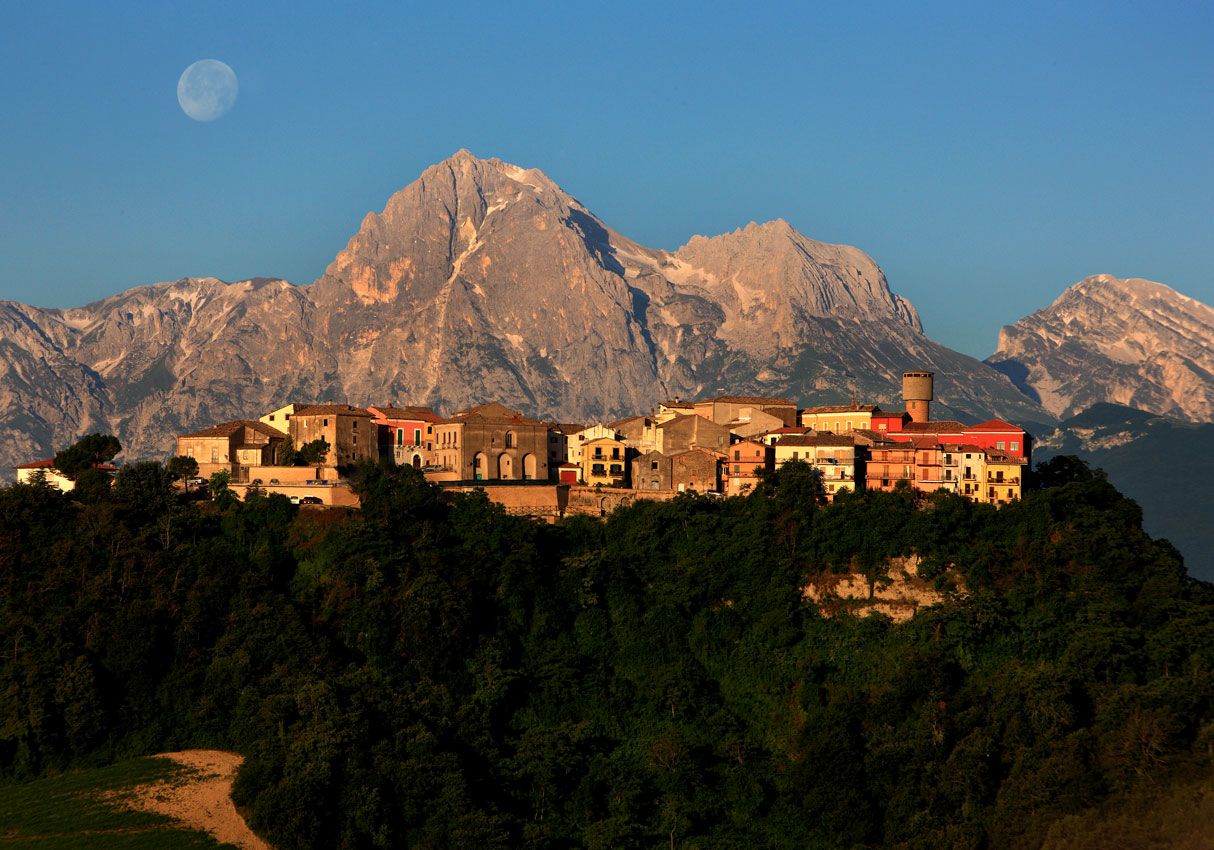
177, 60, 238, 122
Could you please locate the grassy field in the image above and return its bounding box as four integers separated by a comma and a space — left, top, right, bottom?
0, 757, 228, 849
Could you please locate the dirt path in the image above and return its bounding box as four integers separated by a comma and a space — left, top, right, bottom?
125, 750, 271, 849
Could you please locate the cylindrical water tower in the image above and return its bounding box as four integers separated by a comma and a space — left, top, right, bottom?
902, 370, 934, 423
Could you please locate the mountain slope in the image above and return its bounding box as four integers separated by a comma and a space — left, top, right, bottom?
988, 274, 1214, 422
0, 150, 1051, 470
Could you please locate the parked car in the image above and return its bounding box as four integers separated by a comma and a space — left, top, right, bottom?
299, 496, 324, 505
289, 495, 301, 505
186, 476, 206, 487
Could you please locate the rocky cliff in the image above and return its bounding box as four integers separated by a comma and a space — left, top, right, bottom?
988, 274, 1214, 422
1, 150, 1050, 471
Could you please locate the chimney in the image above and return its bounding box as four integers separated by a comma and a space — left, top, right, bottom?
902, 370, 934, 423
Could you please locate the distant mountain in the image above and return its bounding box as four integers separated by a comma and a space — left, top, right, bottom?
988, 274, 1214, 423
1035, 403, 1214, 582
0, 150, 1049, 472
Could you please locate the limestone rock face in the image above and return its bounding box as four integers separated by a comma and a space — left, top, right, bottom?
0, 150, 1050, 472
988, 275, 1214, 422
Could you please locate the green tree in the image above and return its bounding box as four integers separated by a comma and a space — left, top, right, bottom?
52, 433, 121, 480
275, 440, 298, 466
165, 455, 199, 481
298, 439, 330, 467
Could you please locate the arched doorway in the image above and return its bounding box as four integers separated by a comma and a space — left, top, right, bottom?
412, 454, 422, 469
473, 452, 488, 480
522, 453, 537, 480
498, 453, 513, 480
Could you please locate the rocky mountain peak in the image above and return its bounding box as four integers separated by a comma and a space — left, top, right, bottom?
989, 274, 1214, 422
668, 216, 922, 352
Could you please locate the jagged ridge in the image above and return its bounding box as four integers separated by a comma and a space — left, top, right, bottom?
988, 274, 1214, 422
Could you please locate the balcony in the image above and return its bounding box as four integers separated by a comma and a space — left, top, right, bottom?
987, 475, 1020, 484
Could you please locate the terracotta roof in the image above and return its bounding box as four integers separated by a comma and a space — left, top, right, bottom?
986, 452, 1028, 465
444, 402, 544, 426
16, 458, 117, 472
674, 446, 727, 459
369, 405, 442, 423
552, 422, 585, 434
659, 399, 695, 408
965, 419, 1026, 432
769, 426, 811, 435
609, 415, 649, 429
850, 428, 884, 439
583, 436, 624, 447
293, 404, 374, 418
869, 439, 917, 450
656, 412, 719, 430
777, 434, 857, 448
800, 404, 881, 415
179, 419, 288, 439
898, 421, 966, 433
707, 395, 795, 405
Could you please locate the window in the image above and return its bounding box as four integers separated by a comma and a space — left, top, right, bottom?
651, 460, 659, 470
996, 440, 1006, 450
396, 429, 404, 446
414, 428, 421, 444
733, 465, 740, 474
734, 450, 740, 461
878, 423, 887, 430
323, 418, 329, 427
1010, 441, 1019, 451
611, 447, 619, 459
505, 431, 515, 448
792, 451, 799, 460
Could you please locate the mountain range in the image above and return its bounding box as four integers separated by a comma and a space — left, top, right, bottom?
0, 150, 1048, 470
2, 151, 1212, 497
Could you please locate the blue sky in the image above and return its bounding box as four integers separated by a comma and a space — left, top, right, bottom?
1, 0, 1211, 357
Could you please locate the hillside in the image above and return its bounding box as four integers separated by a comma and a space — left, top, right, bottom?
2, 461, 1212, 848
1035, 403, 1214, 582
0, 150, 1049, 472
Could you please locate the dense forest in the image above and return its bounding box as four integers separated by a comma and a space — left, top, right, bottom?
1, 455, 1212, 849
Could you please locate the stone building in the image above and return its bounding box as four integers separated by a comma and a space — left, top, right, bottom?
632, 447, 722, 493
723, 439, 774, 495
772, 433, 864, 501
367, 405, 441, 468
866, 440, 918, 492
176, 420, 289, 479
288, 404, 377, 468
432, 402, 550, 481
565, 422, 619, 464
581, 436, 629, 487
15, 458, 118, 492
799, 404, 880, 433
655, 413, 732, 455
694, 395, 797, 429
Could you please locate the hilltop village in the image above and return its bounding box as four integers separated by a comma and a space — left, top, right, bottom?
133, 370, 1028, 518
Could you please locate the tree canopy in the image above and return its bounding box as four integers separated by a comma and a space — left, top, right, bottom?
1, 454, 1211, 849
51, 433, 121, 480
